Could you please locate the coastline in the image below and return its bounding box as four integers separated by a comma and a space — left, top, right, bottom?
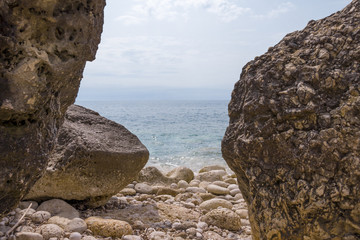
1, 165, 251, 240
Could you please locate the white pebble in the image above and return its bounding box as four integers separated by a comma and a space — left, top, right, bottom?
69, 232, 82, 240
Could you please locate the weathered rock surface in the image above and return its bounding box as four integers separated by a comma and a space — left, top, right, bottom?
222, 1, 360, 239
25, 105, 149, 207
0, 0, 105, 217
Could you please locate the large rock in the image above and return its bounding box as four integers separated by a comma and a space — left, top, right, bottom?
0, 0, 105, 216
222, 1, 360, 239
25, 105, 149, 207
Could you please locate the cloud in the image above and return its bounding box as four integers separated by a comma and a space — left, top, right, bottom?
115, 0, 251, 24
254, 2, 295, 19
115, 15, 145, 25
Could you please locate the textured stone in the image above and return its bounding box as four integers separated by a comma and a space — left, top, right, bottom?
200, 208, 242, 231
222, 1, 360, 239
25, 105, 149, 207
31, 211, 51, 224
85, 217, 132, 238
37, 199, 79, 219
0, 0, 105, 217
36, 224, 64, 240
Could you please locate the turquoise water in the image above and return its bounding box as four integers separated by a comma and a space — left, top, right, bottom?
76, 100, 229, 171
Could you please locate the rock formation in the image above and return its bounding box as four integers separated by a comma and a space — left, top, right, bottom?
222, 1, 360, 239
25, 105, 149, 207
0, 0, 105, 216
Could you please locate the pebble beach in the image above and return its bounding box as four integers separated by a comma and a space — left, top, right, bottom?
0, 165, 252, 240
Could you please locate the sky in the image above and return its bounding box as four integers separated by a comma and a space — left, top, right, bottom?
77, 0, 351, 101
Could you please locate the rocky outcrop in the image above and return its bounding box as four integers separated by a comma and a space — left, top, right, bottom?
222, 1, 360, 239
0, 1, 105, 216
25, 105, 149, 207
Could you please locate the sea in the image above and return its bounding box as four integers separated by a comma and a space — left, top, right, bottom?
76, 100, 230, 172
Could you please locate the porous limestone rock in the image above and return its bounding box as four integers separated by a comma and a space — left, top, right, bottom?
222, 1, 360, 239
85, 217, 133, 238
0, 0, 105, 217
25, 105, 149, 207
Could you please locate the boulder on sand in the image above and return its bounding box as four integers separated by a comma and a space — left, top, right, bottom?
25, 105, 149, 207
0, 0, 105, 217
222, 1, 360, 239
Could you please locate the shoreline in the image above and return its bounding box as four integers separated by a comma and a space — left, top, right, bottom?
0, 165, 252, 240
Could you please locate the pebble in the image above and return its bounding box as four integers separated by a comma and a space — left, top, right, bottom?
0, 165, 249, 240
16, 208, 36, 219
132, 220, 145, 230
156, 187, 178, 196
85, 217, 133, 238
236, 209, 249, 219
31, 211, 51, 223
206, 184, 230, 195
19, 201, 39, 210
119, 188, 137, 196
185, 187, 206, 193
197, 221, 208, 230
196, 170, 227, 182
170, 183, 178, 189
15, 232, 44, 240
200, 208, 242, 231
182, 202, 196, 208
198, 181, 210, 189
82, 237, 97, 240
172, 221, 197, 230
185, 227, 197, 236
165, 167, 194, 183
199, 165, 226, 173
177, 180, 189, 189
134, 183, 154, 194
212, 181, 229, 188
16, 226, 35, 233
69, 232, 82, 240
122, 235, 142, 240
189, 180, 200, 187
202, 231, 224, 240
199, 199, 233, 213
149, 231, 170, 240
64, 218, 87, 233
230, 188, 241, 196
224, 178, 237, 184
37, 224, 64, 240
37, 199, 79, 219
47, 216, 71, 228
